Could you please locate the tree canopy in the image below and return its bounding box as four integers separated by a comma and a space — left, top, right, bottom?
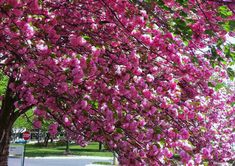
0, 0, 235, 165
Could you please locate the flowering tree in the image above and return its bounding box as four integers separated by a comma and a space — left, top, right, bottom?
0, 0, 235, 165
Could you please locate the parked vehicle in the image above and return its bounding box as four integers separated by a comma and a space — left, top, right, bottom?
14, 139, 27, 144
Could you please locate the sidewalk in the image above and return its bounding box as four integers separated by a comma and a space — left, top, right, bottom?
9, 156, 114, 166
25, 156, 113, 160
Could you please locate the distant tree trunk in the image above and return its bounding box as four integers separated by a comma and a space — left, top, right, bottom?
37, 129, 40, 144
65, 139, 70, 154
50, 137, 53, 143
64, 132, 70, 154
99, 142, 102, 151
44, 133, 50, 147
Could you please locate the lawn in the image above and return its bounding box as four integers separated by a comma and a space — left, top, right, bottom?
21, 142, 113, 157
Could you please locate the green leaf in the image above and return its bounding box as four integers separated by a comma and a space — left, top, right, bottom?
204, 29, 215, 37
211, 46, 218, 60
0, 72, 8, 95
227, 67, 235, 80
231, 102, 235, 107
179, 11, 187, 17
83, 35, 90, 40
176, 0, 188, 6
191, 56, 199, 64
50, 53, 56, 58
228, 20, 235, 31
156, 138, 165, 148
173, 154, 180, 160
116, 128, 123, 133
82, 110, 88, 116
155, 0, 171, 11
154, 126, 162, 134
216, 38, 224, 47
224, 44, 235, 61
215, 83, 225, 91
88, 100, 99, 109
159, 138, 165, 146
173, 18, 192, 41
218, 6, 233, 18
183, 40, 189, 46
222, 20, 235, 32
208, 82, 214, 87
203, 162, 209, 166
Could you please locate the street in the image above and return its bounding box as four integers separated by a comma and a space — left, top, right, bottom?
8, 156, 113, 166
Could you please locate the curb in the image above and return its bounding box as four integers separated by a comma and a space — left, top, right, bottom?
25, 156, 113, 160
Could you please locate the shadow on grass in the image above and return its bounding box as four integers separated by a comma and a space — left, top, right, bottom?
56, 147, 108, 152
25, 151, 64, 157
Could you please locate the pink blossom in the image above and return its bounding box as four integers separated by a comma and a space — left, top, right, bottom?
180, 128, 190, 140
202, 147, 211, 159
143, 89, 152, 99
49, 123, 58, 136
69, 35, 87, 47
195, 154, 202, 164
33, 120, 42, 129
180, 151, 191, 163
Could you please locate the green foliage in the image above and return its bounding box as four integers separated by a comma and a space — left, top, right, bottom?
55, 140, 68, 146
0, 72, 8, 96
172, 18, 192, 42
215, 83, 226, 91
231, 102, 235, 107
224, 44, 235, 62
209, 46, 220, 68
176, 0, 188, 6
116, 128, 123, 134
218, 6, 233, 18
89, 100, 99, 109
208, 82, 214, 87
227, 67, 235, 80
221, 20, 235, 32
13, 109, 34, 129
154, 126, 162, 134
204, 29, 215, 37
179, 10, 188, 17
156, 0, 171, 11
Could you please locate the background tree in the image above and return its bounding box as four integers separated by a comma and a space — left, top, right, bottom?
0, 0, 234, 165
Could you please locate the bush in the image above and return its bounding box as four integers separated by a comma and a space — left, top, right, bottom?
55, 140, 67, 146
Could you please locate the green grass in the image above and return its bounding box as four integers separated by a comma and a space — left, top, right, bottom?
92, 161, 112, 165
22, 142, 113, 157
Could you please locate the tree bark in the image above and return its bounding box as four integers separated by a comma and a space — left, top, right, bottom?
0, 127, 11, 166
44, 133, 50, 147
0, 77, 16, 166
99, 142, 102, 151
0, 75, 32, 166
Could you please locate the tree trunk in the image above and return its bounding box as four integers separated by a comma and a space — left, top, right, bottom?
37, 129, 40, 144
65, 139, 70, 154
0, 127, 12, 166
64, 132, 70, 155
0, 77, 32, 166
44, 133, 50, 147
0, 77, 17, 166
99, 142, 102, 151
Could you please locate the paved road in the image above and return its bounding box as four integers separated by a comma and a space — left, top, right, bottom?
8, 156, 113, 166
